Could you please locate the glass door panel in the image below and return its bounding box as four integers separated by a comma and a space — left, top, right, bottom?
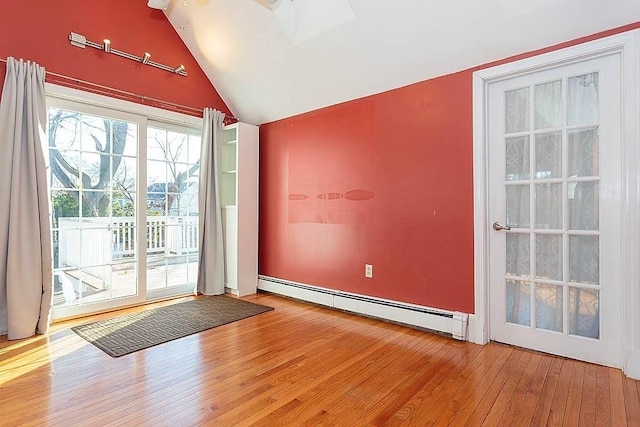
49, 104, 142, 318
48, 96, 203, 319
146, 127, 201, 297
488, 53, 622, 367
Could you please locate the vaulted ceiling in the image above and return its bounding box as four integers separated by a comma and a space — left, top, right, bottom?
164, 0, 640, 125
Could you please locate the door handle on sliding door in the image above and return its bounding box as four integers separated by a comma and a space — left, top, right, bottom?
492, 222, 511, 231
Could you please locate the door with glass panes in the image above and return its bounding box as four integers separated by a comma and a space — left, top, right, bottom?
48, 98, 201, 319
487, 53, 622, 367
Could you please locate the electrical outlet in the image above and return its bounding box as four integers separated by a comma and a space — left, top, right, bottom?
365, 264, 373, 278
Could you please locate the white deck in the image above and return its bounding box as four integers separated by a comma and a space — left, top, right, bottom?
53, 254, 198, 308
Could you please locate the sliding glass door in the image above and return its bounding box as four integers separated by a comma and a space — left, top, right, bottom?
145, 125, 201, 298
48, 97, 201, 319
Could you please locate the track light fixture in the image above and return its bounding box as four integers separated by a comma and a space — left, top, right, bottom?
147, 0, 170, 10
265, 0, 282, 9
68, 32, 187, 77
69, 32, 86, 48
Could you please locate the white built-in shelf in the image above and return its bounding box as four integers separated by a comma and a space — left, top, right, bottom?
220, 122, 258, 298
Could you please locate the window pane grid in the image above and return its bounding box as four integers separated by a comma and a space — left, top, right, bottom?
504, 73, 601, 338
146, 125, 201, 292
50, 106, 201, 311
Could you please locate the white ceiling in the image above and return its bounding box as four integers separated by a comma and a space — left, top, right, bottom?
165, 0, 640, 125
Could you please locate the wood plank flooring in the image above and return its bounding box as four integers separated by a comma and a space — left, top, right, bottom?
1, 292, 639, 426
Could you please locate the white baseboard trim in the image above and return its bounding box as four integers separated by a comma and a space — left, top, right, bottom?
467, 314, 489, 345
625, 349, 640, 379
258, 275, 469, 340
468, 314, 478, 344
225, 287, 239, 296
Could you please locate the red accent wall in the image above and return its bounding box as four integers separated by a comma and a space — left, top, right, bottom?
259, 22, 640, 314
0, 0, 229, 116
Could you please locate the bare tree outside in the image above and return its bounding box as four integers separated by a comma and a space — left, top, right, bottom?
48, 108, 133, 218
48, 110, 201, 219
147, 127, 200, 217
47, 106, 202, 308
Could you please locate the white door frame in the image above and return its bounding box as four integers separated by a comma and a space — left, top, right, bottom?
46, 84, 202, 320
471, 30, 640, 377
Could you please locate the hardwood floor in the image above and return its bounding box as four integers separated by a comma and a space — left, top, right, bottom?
1, 292, 639, 426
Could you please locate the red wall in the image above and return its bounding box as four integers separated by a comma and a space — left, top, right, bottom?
0, 0, 229, 116
259, 22, 640, 314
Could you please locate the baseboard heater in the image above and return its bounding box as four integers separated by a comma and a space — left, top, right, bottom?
257, 275, 468, 340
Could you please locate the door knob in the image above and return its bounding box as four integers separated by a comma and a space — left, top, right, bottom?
492, 222, 511, 231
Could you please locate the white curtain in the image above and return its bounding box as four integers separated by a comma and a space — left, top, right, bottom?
197, 108, 226, 295
0, 57, 53, 339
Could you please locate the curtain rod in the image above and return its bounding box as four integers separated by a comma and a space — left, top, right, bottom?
0, 56, 238, 121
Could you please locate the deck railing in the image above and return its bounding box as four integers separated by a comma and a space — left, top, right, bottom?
57, 216, 198, 280
166, 216, 199, 255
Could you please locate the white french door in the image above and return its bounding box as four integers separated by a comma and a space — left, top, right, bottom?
487, 53, 622, 367
145, 124, 201, 300
47, 92, 202, 320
